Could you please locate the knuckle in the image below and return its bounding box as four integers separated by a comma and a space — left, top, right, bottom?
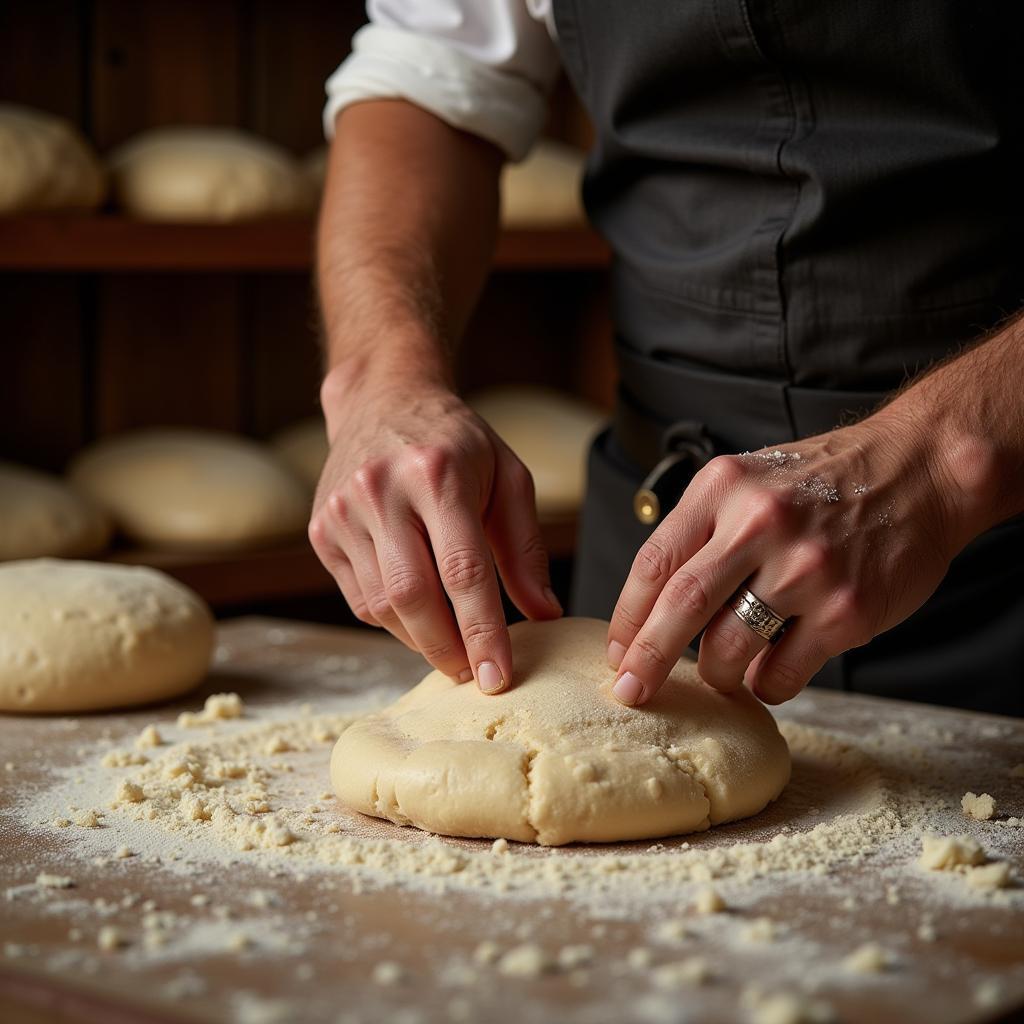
822, 586, 870, 642
507, 461, 536, 502
440, 547, 490, 593
351, 461, 386, 501
791, 539, 832, 579
612, 604, 644, 639
419, 637, 458, 663
705, 621, 753, 666
366, 592, 394, 621
406, 445, 454, 490
699, 455, 744, 491
326, 491, 349, 525
633, 538, 674, 585
307, 516, 329, 552
664, 570, 710, 620
461, 619, 504, 648
383, 569, 427, 613
746, 489, 790, 533
351, 605, 377, 626
632, 634, 671, 673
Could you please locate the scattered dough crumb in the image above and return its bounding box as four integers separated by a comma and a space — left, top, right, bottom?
135, 724, 163, 749
654, 919, 689, 943
842, 943, 889, 974
72, 808, 101, 828
742, 917, 777, 944
694, 885, 726, 914
965, 861, 1012, 892
97, 926, 126, 951
178, 693, 244, 728
918, 834, 985, 870
35, 873, 74, 889
741, 987, 834, 1024
263, 735, 291, 756
473, 941, 500, 966
114, 845, 134, 859
497, 944, 555, 978
961, 792, 996, 821
102, 749, 148, 768
113, 779, 144, 805
491, 838, 509, 855
372, 961, 405, 986
916, 921, 937, 943
652, 957, 710, 989
557, 945, 593, 970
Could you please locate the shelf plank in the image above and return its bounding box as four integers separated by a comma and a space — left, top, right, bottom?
0, 216, 609, 272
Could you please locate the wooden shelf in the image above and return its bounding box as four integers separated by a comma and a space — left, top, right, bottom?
0, 216, 609, 272
102, 517, 578, 609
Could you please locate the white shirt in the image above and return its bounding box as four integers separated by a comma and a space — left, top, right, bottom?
323, 1, 562, 161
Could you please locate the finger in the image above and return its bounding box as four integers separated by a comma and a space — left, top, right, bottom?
485, 455, 562, 621
370, 519, 473, 681
308, 514, 379, 626
744, 618, 831, 705
607, 502, 714, 671
612, 539, 758, 706
419, 500, 512, 695
342, 526, 417, 651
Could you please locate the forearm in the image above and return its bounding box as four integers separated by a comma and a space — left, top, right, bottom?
316, 99, 503, 432
871, 312, 1024, 545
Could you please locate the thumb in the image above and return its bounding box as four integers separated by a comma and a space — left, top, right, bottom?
485, 454, 562, 621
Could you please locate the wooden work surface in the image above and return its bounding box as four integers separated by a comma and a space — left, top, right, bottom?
1, 618, 1022, 1024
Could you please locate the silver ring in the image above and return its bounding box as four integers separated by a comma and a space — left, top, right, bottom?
730, 588, 789, 642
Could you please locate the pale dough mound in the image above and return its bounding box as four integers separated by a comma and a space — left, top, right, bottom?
0, 559, 213, 713
501, 139, 585, 227
270, 417, 329, 491
108, 127, 310, 222
469, 387, 605, 517
332, 618, 790, 846
0, 462, 110, 561
0, 104, 105, 213
69, 430, 309, 551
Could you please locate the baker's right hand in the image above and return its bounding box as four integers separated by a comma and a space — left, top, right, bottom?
309, 378, 562, 693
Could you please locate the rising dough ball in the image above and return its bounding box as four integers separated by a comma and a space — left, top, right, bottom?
0, 462, 111, 561
469, 387, 605, 517
332, 617, 790, 845
270, 417, 329, 491
0, 559, 213, 713
108, 127, 310, 222
69, 430, 309, 551
501, 140, 585, 227
0, 104, 105, 213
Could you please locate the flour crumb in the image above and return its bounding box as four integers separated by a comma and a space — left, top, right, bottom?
491, 838, 509, 855
97, 926, 126, 951
557, 945, 593, 970
965, 861, 1012, 892
741, 987, 834, 1024
114, 845, 134, 859
652, 957, 710, 989
916, 920, 937, 943
135, 724, 163, 749
742, 917, 777, 944
72, 808, 101, 828
473, 941, 500, 966
102, 749, 148, 768
654, 918, 689, 943
372, 961, 405, 985
842, 943, 889, 974
961, 792, 996, 821
178, 692, 244, 728
694, 885, 726, 914
35, 873, 74, 889
919, 834, 985, 870
113, 779, 144, 805
263, 735, 292, 756
497, 944, 554, 978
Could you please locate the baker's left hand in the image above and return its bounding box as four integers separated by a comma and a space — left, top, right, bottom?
606, 408, 980, 706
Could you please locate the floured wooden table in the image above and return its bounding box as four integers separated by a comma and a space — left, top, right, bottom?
1, 618, 1022, 1024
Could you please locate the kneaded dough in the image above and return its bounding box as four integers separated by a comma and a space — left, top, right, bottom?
332, 617, 790, 845
270, 417, 329, 491
0, 559, 213, 713
501, 140, 586, 227
69, 429, 309, 551
469, 386, 605, 517
0, 462, 111, 561
108, 127, 310, 222
0, 104, 105, 213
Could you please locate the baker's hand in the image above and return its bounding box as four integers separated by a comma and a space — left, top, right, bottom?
607, 410, 973, 706
309, 376, 561, 693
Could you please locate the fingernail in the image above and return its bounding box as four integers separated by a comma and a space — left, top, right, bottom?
544, 586, 562, 612
456, 668, 474, 684
607, 640, 626, 670
612, 671, 644, 706
477, 661, 505, 694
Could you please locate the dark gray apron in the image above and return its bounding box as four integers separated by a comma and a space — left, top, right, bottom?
552, 0, 1024, 715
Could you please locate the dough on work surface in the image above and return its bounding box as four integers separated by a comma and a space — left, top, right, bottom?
331, 617, 790, 845
108, 127, 310, 222
0, 559, 213, 713
69, 429, 309, 551
469, 387, 605, 517
501, 139, 586, 227
0, 462, 110, 561
0, 104, 105, 213
270, 417, 329, 490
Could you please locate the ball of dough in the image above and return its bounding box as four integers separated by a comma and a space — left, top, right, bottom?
0, 462, 111, 561
0, 559, 213, 713
270, 417, 329, 491
332, 617, 790, 845
69, 430, 309, 552
108, 127, 310, 222
469, 386, 605, 517
501, 140, 586, 227
0, 104, 105, 213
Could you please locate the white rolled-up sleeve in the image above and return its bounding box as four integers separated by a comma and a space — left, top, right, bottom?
323, 1, 561, 162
